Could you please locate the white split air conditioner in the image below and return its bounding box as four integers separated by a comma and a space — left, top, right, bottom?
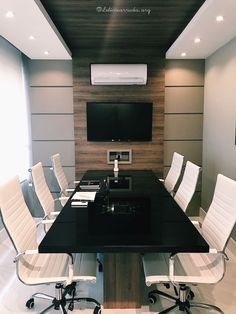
91, 64, 147, 85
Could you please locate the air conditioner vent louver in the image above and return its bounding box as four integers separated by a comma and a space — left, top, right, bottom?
91, 64, 147, 85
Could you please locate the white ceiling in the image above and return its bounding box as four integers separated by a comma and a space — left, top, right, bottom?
0, 0, 71, 60
166, 0, 236, 59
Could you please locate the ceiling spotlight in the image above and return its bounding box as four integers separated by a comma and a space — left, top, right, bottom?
181, 52, 186, 57
194, 37, 201, 44
5, 11, 14, 18
216, 15, 224, 22
29, 35, 35, 40
44, 51, 49, 55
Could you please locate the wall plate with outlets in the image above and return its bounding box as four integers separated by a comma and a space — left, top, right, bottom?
107, 149, 132, 164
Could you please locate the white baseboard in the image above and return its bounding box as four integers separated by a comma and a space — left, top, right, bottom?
199, 207, 236, 257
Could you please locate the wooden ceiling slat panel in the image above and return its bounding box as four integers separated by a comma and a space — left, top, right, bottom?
40, 0, 205, 52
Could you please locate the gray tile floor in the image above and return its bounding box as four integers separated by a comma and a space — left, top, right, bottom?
0, 226, 235, 314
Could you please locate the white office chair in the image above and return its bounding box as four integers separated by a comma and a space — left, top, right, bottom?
29, 162, 64, 229
161, 152, 184, 195
0, 176, 101, 314
143, 173, 236, 313
174, 161, 201, 212
51, 153, 79, 206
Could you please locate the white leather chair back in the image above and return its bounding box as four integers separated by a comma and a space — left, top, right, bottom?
0, 176, 37, 253
164, 152, 184, 194
174, 161, 201, 212
31, 162, 55, 217
51, 153, 68, 196
202, 174, 236, 251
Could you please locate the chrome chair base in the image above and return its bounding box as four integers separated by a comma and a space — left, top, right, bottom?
27, 282, 101, 314
148, 284, 224, 314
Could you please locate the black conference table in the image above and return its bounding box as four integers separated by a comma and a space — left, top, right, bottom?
39, 170, 209, 309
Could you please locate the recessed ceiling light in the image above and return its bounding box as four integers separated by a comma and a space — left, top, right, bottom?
29, 35, 35, 40
216, 15, 224, 22
5, 11, 14, 18
181, 52, 186, 57
44, 50, 49, 55
194, 37, 201, 44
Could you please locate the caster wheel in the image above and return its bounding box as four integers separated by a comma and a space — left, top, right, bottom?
94, 305, 101, 314
148, 294, 157, 304
188, 290, 195, 300
26, 298, 34, 309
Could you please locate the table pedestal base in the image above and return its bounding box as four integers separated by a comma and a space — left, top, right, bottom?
103, 253, 141, 309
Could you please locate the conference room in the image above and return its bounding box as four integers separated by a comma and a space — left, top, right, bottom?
0, 0, 236, 313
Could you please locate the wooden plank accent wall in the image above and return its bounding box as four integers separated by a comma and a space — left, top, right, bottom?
73, 49, 165, 178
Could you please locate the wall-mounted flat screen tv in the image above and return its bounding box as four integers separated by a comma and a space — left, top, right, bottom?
86, 102, 153, 142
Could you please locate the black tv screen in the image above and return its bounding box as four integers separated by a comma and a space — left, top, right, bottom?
86, 102, 153, 142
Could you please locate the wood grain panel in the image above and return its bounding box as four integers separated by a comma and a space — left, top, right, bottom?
73, 48, 164, 178
40, 0, 205, 51
104, 253, 141, 308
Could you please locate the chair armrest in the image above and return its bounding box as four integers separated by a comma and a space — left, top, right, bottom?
68, 180, 80, 187
168, 248, 229, 279
50, 211, 60, 216
209, 248, 229, 260
36, 218, 55, 228
191, 220, 201, 227
66, 189, 74, 192
41, 219, 55, 224
14, 249, 38, 262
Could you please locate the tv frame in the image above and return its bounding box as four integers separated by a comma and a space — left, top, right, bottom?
86, 102, 153, 142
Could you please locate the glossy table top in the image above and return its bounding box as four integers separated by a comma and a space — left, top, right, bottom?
39, 170, 209, 254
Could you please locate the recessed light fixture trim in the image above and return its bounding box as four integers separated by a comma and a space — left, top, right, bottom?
216, 15, 224, 22
5, 11, 14, 18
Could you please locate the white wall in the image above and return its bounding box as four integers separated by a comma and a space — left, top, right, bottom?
0, 37, 31, 183
202, 36, 236, 239
0, 37, 31, 229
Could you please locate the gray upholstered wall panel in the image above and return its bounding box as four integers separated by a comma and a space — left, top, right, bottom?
165, 59, 205, 86
164, 141, 202, 166
28, 60, 73, 86
165, 86, 204, 113
164, 114, 203, 140
164, 59, 204, 216
30, 87, 73, 113
32, 141, 75, 166
31, 115, 75, 140
28, 59, 75, 197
